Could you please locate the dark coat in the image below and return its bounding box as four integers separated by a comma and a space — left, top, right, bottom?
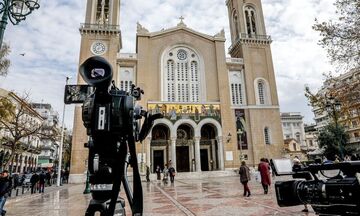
0, 176, 12, 198
39, 173, 46, 184
30, 173, 39, 184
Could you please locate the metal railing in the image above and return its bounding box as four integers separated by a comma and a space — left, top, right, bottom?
349, 137, 360, 143
229, 33, 272, 52
226, 57, 244, 64
80, 23, 120, 31
118, 53, 137, 59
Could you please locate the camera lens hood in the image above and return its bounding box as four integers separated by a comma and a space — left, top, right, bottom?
80, 56, 113, 89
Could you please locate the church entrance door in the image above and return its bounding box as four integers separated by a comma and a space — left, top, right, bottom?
153, 150, 164, 173
176, 146, 190, 172
200, 149, 209, 171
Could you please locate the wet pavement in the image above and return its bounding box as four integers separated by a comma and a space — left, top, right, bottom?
5, 176, 315, 216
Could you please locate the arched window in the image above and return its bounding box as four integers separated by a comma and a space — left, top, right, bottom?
258, 80, 265, 105
96, 0, 110, 24
264, 127, 271, 144
233, 11, 240, 39
244, 5, 257, 36
229, 71, 245, 105
119, 67, 134, 92
163, 47, 201, 102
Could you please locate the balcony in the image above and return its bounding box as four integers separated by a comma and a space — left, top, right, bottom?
349, 137, 360, 144
118, 53, 137, 60
80, 23, 120, 34
226, 57, 244, 65
229, 33, 272, 53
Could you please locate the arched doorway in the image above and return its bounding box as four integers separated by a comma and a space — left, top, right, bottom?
176, 124, 194, 172
200, 124, 218, 171
151, 124, 170, 173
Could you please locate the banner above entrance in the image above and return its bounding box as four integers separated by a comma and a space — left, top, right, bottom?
148, 103, 221, 123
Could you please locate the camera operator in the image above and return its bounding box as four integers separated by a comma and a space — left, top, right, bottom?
0, 170, 12, 216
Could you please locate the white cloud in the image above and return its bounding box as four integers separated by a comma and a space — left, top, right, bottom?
0, 0, 337, 128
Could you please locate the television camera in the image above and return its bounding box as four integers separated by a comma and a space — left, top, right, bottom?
270, 158, 360, 215
65, 56, 162, 216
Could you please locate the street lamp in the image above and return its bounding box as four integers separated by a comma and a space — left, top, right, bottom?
0, 0, 40, 48
57, 76, 71, 187
325, 95, 343, 158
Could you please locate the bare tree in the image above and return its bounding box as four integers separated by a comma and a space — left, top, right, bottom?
0, 93, 44, 169
313, 0, 360, 71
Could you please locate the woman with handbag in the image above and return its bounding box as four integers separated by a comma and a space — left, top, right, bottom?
239, 161, 251, 197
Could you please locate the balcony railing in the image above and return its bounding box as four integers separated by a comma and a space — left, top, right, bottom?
118, 53, 137, 59
226, 57, 244, 65
349, 137, 360, 143
80, 23, 120, 32
229, 33, 272, 52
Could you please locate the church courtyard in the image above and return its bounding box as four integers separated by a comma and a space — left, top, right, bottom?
5, 176, 313, 216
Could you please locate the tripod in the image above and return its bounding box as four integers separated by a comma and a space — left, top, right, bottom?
85, 136, 143, 216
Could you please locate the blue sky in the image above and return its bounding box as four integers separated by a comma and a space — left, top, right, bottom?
0, 0, 336, 130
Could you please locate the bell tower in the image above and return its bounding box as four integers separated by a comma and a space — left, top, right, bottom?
69, 0, 122, 183
226, 0, 283, 162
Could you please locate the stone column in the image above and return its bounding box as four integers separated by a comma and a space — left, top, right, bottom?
217, 136, 225, 170
211, 139, 216, 170
194, 137, 201, 172
170, 137, 177, 170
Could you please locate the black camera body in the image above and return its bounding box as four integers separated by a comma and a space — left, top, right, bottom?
69, 56, 162, 216
271, 159, 360, 215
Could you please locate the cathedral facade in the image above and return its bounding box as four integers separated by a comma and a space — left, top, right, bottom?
70, 0, 284, 182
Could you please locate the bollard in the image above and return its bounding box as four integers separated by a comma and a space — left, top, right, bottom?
16, 188, 19, 196
22, 186, 25, 194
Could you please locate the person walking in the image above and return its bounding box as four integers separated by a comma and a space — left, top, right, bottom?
239, 161, 251, 197
168, 165, 176, 183
155, 165, 161, 181
162, 164, 169, 184
30, 172, 39, 194
38, 171, 46, 193
258, 158, 271, 194
46, 171, 51, 186
146, 166, 150, 182
0, 170, 13, 216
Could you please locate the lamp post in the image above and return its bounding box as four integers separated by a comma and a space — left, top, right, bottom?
325, 95, 343, 158
0, 0, 40, 48
57, 76, 70, 187
237, 129, 243, 161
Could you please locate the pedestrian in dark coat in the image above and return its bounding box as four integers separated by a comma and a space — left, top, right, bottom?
146, 166, 150, 182
168, 166, 176, 183
239, 161, 251, 197
155, 166, 161, 180
258, 158, 271, 194
0, 170, 12, 216
30, 172, 39, 194
46, 172, 51, 186
39, 171, 46, 193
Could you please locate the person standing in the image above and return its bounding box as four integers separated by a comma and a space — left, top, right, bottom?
168, 165, 176, 183
38, 171, 46, 193
155, 165, 161, 181
258, 158, 271, 194
162, 164, 169, 184
0, 170, 13, 216
30, 172, 39, 194
239, 161, 251, 197
146, 166, 150, 182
